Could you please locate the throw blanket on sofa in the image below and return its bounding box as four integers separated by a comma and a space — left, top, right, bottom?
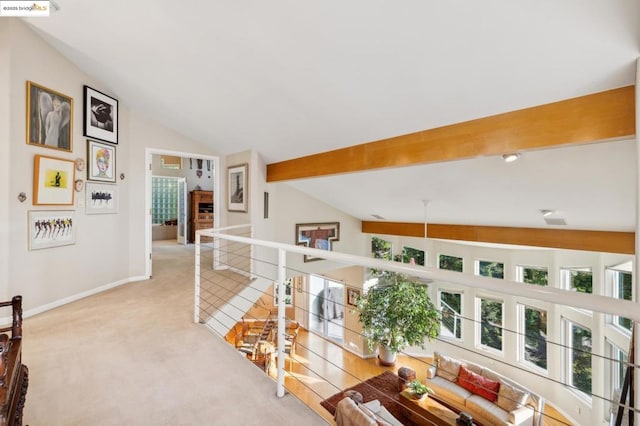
334, 397, 377, 426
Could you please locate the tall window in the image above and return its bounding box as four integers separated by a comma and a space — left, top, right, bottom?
606, 340, 628, 402
477, 261, 504, 279
607, 265, 633, 332
439, 291, 462, 340
151, 177, 178, 224
371, 236, 392, 260
520, 305, 547, 370
478, 297, 503, 351
439, 254, 463, 272
564, 320, 592, 396
561, 267, 593, 294
517, 266, 548, 286
401, 246, 425, 266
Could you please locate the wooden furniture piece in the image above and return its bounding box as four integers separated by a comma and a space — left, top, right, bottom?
398, 389, 462, 426
0, 296, 28, 426
188, 190, 213, 243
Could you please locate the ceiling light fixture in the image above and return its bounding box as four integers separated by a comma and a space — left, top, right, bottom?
501, 153, 521, 163
540, 209, 554, 217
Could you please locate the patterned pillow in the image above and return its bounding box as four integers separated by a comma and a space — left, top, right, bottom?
497, 381, 530, 412
435, 353, 462, 382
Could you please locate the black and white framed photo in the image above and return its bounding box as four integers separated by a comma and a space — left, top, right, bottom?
28, 210, 76, 250
83, 85, 118, 144
227, 163, 248, 212
85, 182, 118, 214
87, 140, 116, 183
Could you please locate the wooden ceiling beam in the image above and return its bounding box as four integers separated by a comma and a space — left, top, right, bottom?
267, 86, 635, 182
361, 221, 635, 255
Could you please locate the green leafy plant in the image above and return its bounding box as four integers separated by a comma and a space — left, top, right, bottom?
407, 379, 434, 397
356, 272, 440, 354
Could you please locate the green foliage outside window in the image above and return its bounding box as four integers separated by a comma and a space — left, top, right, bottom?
480, 298, 503, 351
571, 324, 592, 394
440, 292, 462, 339
372, 236, 392, 260
616, 271, 633, 330
524, 307, 547, 369
401, 246, 425, 266
439, 254, 463, 272
523, 267, 548, 286
479, 261, 504, 279
570, 270, 592, 294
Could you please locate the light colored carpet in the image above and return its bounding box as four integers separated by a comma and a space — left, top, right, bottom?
22, 240, 327, 425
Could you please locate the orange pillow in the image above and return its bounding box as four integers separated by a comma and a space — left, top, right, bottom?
457, 365, 501, 402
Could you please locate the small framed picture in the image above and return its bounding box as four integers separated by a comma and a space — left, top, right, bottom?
227, 163, 248, 212
28, 210, 76, 250
26, 81, 73, 152
347, 288, 360, 307
83, 85, 118, 144
87, 140, 116, 183
86, 182, 118, 214
33, 155, 75, 206
295, 222, 340, 262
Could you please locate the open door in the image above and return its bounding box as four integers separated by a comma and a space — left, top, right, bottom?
177, 178, 187, 245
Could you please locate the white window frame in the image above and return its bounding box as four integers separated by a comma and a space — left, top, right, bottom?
562, 318, 593, 402
606, 265, 633, 334
560, 267, 593, 315
439, 253, 464, 273
476, 296, 504, 354
439, 290, 463, 342
604, 339, 629, 421
401, 245, 426, 266
517, 303, 548, 372
516, 265, 549, 286
475, 259, 505, 279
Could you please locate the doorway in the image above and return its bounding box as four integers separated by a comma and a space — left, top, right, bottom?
145, 148, 219, 278
308, 275, 344, 345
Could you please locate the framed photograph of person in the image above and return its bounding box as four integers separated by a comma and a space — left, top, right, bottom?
87, 140, 116, 183
33, 155, 76, 206
227, 163, 248, 212
28, 210, 76, 250
26, 81, 73, 152
83, 85, 118, 144
347, 288, 360, 307
295, 222, 340, 262
85, 182, 118, 215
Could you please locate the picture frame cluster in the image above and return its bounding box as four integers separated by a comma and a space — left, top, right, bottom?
26, 81, 120, 250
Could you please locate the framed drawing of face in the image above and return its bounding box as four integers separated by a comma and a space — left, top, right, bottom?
87, 140, 116, 183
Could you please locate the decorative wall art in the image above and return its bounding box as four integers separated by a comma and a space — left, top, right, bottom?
227, 163, 248, 212
295, 222, 340, 262
87, 140, 116, 183
347, 288, 361, 307
26, 81, 73, 152
33, 155, 75, 206
83, 85, 118, 144
85, 182, 118, 214
274, 279, 293, 306
28, 210, 76, 250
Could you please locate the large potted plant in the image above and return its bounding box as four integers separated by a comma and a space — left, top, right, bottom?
356, 272, 440, 365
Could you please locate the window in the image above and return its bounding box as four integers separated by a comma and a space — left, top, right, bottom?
439, 291, 462, 340
517, 266, 548, 286
561, 267, 592, 294
401, 246, 425, 266
151, 177, 178, 224
477, 261, 504, 279
605, 340, 628, 405
371, 236, 392, 260
564, 319, 592, 396
520, 305, 547, 370
478, 297, 503, 351
439, 254, 463, 272
607, 265, 632, 332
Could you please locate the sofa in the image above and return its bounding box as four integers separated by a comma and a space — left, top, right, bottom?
425, 352, 544, 426
334, 393, 403, 426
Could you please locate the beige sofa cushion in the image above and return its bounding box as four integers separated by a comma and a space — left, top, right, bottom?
497, 381, 530, 412
435, 352, 462, 381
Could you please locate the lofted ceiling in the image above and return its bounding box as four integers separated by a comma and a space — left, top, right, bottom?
24, 0, 640, 232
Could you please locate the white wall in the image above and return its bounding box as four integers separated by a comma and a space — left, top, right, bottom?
0, 21, 11, 302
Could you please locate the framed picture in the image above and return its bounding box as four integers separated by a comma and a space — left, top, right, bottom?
274, 279, 293, 306
295, 222, 340, 262
87, 140, 116, 183
347, 288, 360, 307
227, 163, 248, 212
83, 85, 118, 144
28, 210, 76, 250
26, 81, 73, 152
33, 155, 75, 206
85, 182, 118, 214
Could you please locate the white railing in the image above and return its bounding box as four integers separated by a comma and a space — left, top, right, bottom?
195, 225, 640, 425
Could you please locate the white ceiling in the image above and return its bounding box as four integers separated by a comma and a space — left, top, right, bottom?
24, 0, 639, 231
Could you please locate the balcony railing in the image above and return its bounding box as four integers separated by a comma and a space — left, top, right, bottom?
195, 224, 640, 426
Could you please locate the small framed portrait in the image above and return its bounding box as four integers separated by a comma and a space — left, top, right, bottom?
295, 222, 340, 262
227, 163, 248, 212
28, 210, 76, 250
87, 140, 116, 183
33, 155, 75, 206
85, 182, 118, 214
347, 288, 361, 307
83, 85, 118, 144
26, 81, 73, 152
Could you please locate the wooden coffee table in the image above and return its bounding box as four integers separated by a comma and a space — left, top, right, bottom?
398, 389, 460, 426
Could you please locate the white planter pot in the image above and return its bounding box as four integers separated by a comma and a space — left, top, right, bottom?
378, 344, 397, 366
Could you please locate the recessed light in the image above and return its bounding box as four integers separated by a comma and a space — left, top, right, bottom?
501, 153, 521, 163
540, 209, 554, 217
